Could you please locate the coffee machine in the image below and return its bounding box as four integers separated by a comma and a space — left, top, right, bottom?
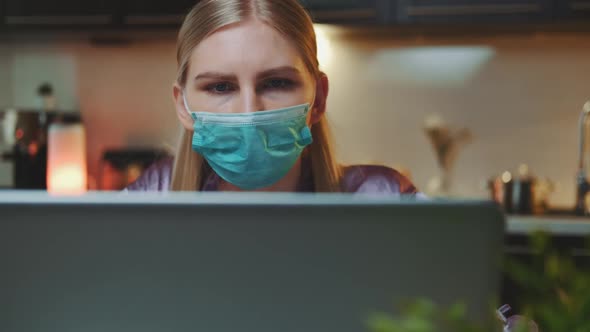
0, 109, 82, 189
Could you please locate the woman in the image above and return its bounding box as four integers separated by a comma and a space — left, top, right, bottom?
126, 2, 537, 330
128, 0, 419, 195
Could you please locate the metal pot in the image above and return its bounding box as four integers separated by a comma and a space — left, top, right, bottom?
489, 165, 553, 215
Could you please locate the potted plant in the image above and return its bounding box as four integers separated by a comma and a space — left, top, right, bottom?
367, 232, 590, 332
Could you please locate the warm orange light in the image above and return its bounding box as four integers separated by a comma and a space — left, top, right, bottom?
15, 128, 24, 140
48, 165, 86, 194
47, 123, 87, 195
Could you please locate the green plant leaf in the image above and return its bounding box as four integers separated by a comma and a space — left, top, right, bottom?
446, 302, 467, 322
367, 312, 403, 332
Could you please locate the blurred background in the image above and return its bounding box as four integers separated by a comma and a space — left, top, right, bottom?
0, 0, 589, 211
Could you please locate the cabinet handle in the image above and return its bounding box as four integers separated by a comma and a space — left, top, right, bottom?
5, 15, 111, 25
406, 3, 542, 16
124, 15, 185, 25
571, 248, 590, 258
311, 8, 377, 21
571, 1, 590, 11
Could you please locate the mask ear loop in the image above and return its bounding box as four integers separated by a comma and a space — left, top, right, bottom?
182, 90, 193, 115
309, 92, 325, 130
303, 95, 317, 159
182, 91, 199, 126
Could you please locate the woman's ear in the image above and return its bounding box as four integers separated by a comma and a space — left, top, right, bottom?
173, 83, 195, 131
310, 72, 329, 125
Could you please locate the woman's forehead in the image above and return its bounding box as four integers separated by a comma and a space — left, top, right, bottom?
188, 19, 307, 78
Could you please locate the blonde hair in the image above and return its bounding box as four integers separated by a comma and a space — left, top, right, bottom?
171, 0, 342, 192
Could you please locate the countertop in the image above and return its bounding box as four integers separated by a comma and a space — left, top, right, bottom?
507, 214, 590, 236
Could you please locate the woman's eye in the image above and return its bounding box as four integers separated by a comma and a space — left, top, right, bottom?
263, 79, 295, 90
206, 82, 235, 94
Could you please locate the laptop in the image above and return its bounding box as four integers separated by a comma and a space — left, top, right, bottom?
0, 192, 504, 332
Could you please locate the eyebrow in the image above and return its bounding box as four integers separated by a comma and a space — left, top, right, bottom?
194, 66, 302, 81
194, 72, 236, 81
256, 66, 301, 79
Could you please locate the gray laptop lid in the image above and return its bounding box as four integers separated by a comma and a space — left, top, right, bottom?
0, 192, 504, 332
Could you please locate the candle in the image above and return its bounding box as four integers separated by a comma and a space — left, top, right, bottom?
47, 122, 87, 194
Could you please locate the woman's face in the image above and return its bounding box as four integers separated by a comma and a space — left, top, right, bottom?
174, 18, 327, 130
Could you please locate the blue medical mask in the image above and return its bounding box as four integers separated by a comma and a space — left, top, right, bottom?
183, 94, 313, 190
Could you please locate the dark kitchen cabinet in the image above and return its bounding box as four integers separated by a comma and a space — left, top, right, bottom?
555, 0, 590, 20
0, 0, 588, 31
4, 0, 113, 26
300, 0, 390, 23
394, 0, 553, 24
122, 0, 388, 26
122, 0, 196, 26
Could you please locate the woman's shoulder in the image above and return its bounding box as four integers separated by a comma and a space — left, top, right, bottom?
341, 164, 421, 196
125, 156, 174, 191
126, 159, 422, 196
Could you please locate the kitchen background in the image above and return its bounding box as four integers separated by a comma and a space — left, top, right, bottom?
0, 0, 589, 209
